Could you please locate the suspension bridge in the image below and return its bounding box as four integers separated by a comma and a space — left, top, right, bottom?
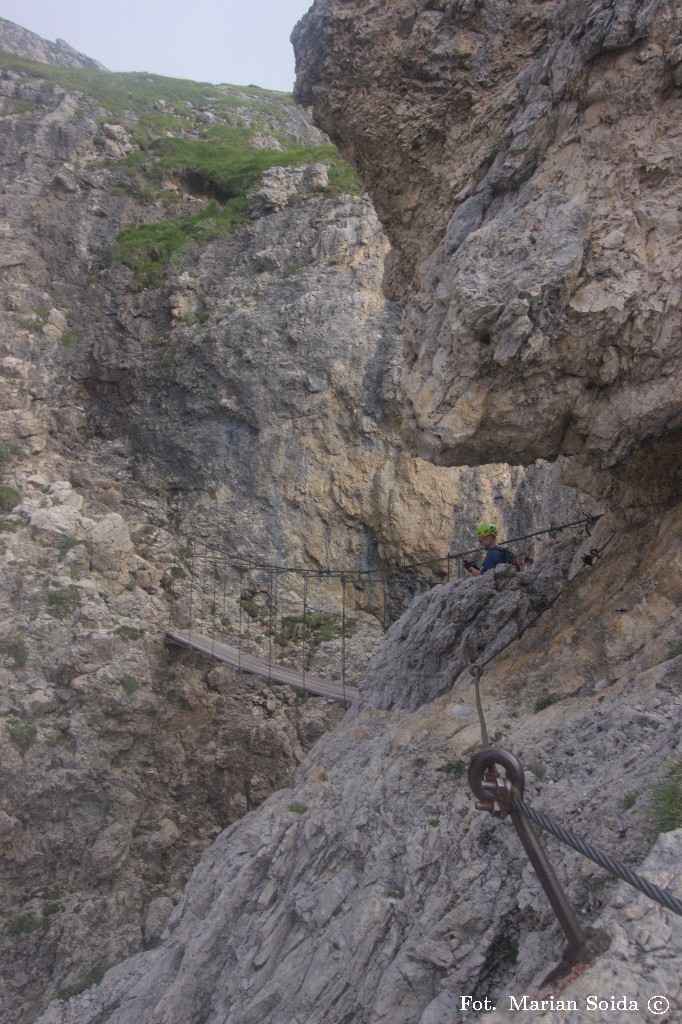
166, 515, 601, 704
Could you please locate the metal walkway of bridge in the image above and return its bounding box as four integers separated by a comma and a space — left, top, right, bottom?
167, 629, 358, 704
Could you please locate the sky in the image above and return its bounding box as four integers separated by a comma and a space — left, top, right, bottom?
0, 0, 314, 92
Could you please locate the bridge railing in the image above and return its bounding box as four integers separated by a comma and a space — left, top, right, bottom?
168, 515, 602, 693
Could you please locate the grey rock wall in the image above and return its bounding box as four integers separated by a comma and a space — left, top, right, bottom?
0, 18, 107, 70
293, 0, 682, 509
33, 506, 682, 1024
0, 36, 590, 1024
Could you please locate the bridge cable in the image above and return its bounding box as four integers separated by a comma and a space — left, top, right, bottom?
221, 553, 228, 650
211, 554, 217, 662
341, 574, 347, 708
302, 572, 308, 696
238, 566, 244, 671
268, 569, 274, 684
188, 540, 195, 647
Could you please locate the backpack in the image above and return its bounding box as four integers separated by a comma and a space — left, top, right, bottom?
494, 546, 521, 572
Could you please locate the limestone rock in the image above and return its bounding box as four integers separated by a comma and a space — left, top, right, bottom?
32, 509, 682, 1024
86, 514, 134, 573
251, 162, 330, 213
293, 0, 682, 507
360, 536, 577, 712
0, 17, 107, 70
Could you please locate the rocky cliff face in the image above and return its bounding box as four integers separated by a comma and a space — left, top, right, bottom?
0, 18, 107, 71
33, 510, 682, 1024
25, 4, 678, 1022
293, 0, 682, 511
0, 32, 591, 1024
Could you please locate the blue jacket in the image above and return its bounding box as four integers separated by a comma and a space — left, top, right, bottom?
480, 547, 505, 574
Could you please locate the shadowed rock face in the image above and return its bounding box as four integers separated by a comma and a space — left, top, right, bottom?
293, 0, 682, 506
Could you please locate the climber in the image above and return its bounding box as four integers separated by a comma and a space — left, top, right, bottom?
462, 520, 503, 577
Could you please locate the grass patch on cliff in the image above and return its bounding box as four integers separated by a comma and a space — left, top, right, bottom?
57, 964, 109, 1000
7, 718, 37, 756
651, 757, 682, 833
47, 587, 81, 620
533, 693, 558, 713
0, 54, 362, 290
109, 139, 361, 289
114, 625, 145, 640
0, 54, 293, 121
8, 913, 39, 935
0, 484, 21, 513
109, 198, 250, 290
0, 636, 28, 668
120, 675, 140, 695
276, 612, 355, 648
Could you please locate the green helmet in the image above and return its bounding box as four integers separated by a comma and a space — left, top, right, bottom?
476, 522, 498, 538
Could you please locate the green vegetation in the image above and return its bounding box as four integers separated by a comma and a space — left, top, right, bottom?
0, 53, 294, 119
178, 545, 193, 560
0, 442, 12, 466
7, 718, 37, 756
57, 535, 79, 559
11, 98, 35, 116
113, 625, 145, 640
0, 53, 362, 292
500, 937, 519, 965
651, 757, 682, 833
57, 964, 109, 1000
47, 586, 81, 619
620, 792, 637, 811
276, 611, 356, 657
288, 802, 308, 814
109, 199, 250, 290
666, 641, 682, 661
0, 517, 20, 533
120, 675, 140, 695
136, 819, 161, 833
0, 484, 21, 513
61, 328, 79, 348
169, 565, 186, 579
0, 636, 27, 668
8, 913, 39, 935
39, 885, 63, 901
529, 763, 546, 781
533, 694, 558, 713
45, 728, 73, 751
239, 596, 270, 624
485, 133, 505, 162
441, 759, 466, 778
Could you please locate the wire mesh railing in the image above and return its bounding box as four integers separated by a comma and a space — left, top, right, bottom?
167, 514, 603, 697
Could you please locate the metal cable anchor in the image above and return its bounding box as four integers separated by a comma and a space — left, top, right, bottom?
468, 747, 586, 954
581, 547, 600, 566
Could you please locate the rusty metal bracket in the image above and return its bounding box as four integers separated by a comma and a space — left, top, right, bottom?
469, 664, 489, 747
468, 748, 586, 954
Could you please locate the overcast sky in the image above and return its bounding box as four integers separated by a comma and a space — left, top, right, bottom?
1, 0, 314, 92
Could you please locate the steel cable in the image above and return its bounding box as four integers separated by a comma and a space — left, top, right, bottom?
511, 797, 682, 919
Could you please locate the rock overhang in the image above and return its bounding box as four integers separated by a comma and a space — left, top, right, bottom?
292, 0, 682, 505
